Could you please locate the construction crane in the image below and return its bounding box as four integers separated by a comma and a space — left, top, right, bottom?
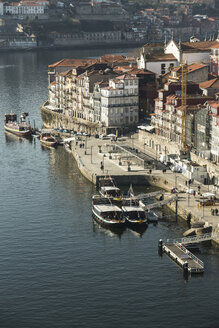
181, 62, 187, 150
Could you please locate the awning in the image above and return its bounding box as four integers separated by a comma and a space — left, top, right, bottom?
63, 137, 75, 142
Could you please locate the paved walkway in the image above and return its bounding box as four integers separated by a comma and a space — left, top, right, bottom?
70, 135, 219, 230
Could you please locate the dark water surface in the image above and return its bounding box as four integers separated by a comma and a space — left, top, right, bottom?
0, 49, 219, 328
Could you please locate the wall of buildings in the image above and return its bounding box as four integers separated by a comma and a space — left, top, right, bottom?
146, 60, 177, 77
182, 51, 210, 65
138, 130, 179, 156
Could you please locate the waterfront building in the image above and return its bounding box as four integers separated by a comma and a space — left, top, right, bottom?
48, 59, 98, 83
114, 65, 157, 117
100, 75, 139, 127
71, 68, 117, 122
208, 100, 219, 163
3, 1, 45, 16
151, 81, 212, 145
186, 104, 211, 155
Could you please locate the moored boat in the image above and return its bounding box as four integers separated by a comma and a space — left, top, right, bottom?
99, 186, 122, 202
4, 113, 32, 137
145, 210, 159, 223
63, 137, 75, 153
40, 132, 57, 147
122, 206, 148, 229
92, 203, 125, 229
98, 176, 116, 189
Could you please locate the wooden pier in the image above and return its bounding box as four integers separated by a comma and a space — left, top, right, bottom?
160, 241, 204, 274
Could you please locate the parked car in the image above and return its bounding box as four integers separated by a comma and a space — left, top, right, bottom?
186, 189, 194, 194
198, 199, 215, 207
99, 134, 107, 139
171, 187, 178, 193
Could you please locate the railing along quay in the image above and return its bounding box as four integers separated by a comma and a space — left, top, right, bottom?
166, 232, 219, 245
158, 240, 204, 275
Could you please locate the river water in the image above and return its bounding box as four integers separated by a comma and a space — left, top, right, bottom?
0, 48, 219, 328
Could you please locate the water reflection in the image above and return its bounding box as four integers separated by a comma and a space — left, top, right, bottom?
4, 131, 33, 144
92, 220, 125, 238
127, 226, 147, 238
40, 144, 57, 151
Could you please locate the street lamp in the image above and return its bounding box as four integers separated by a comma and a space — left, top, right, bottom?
188, 192, 190, 207
175, 173, 178, 190
84, 136, 88, 155
132, 136, 134, 149
102, 154, 105, 172
90, 146, 93, 164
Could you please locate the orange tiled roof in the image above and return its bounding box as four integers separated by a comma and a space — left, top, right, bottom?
181, 41, 219, 52
146, 53, 177, 62
199, 78, 219, 89
100, 54, 126, 63
58, 70, 72, 77
172, 63, 207, 75
48, 58, 97, 68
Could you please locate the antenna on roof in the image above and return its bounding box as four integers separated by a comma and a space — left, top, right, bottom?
171, 31, 174, 40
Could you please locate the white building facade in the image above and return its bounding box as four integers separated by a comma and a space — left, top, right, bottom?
4, 1, 45, 15
208, 101, 219, 163
100, 75, 139, 127
165, 39, 219, 65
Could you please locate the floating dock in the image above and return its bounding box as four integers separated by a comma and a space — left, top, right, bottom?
159, 241, 204, 274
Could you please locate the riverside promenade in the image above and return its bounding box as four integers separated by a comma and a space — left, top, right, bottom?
70, 134, 219, 235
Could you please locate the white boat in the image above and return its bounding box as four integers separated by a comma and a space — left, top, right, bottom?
63, 137, 75, 153
99, 186, 122, 201
92, 204, 125, 229
4, 113, 32, 137
122, 206, 148, 229
145, 210, 159, 223
40, 132, 57, 147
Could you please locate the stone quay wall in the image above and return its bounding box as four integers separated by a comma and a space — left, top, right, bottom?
41, 104, 104, 135
138, 130, 179, 155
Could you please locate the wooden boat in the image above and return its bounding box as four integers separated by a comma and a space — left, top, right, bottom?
92, 194, 125, 228
98, 176, 116, 189
122, 206, 148, 228
92, 203, 125, 229
4, 113, 32, 137
40, 132, 57, 147
99, 186, 122, 202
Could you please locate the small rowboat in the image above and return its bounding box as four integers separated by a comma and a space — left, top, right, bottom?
40, 133, 57, 147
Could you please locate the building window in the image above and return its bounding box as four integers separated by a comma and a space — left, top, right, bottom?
161, 63, 165, 75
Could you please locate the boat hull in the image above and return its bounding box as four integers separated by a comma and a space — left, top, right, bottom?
40, 140, 57, 147
125, 218, 148, 229
4, 125, 32, 137
92, 210, 125, 230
